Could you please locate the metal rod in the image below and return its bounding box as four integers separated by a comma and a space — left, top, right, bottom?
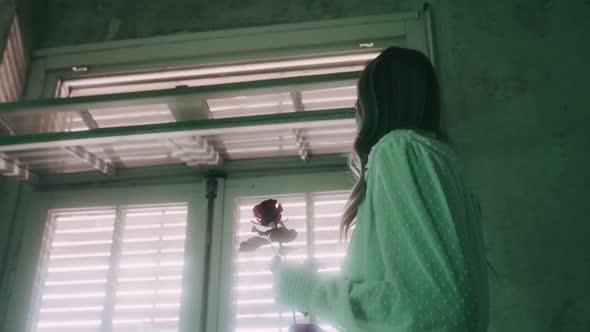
0, 116, 16, 135
291, 91, 304, 113
290, 91, 309, 161
164, 138, 200, 168
79, 110, 99, 129
0, 159, 37, 182
293, 129, 309, 161
101, 207, 124, 332
303, 192, 315, 325
195, 137, 222, 166
165, 137, 222, 168
64, 146, 115, 175
200, 174, 219, 332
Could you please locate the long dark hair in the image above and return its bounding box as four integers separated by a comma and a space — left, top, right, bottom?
340, 47, 448, 239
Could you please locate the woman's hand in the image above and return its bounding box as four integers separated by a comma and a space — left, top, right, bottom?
271, 255, 312, 319
270, 255, 282, 272
270, 255, 286, 306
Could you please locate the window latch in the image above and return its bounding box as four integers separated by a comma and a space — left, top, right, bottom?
359, 42, 375, 48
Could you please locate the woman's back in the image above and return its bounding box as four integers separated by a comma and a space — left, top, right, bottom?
339, 129, 489, 331
273, 47, 489, 332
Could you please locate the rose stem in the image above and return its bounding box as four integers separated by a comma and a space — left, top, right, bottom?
275, 223, 296, 323
268, 237, 278, 255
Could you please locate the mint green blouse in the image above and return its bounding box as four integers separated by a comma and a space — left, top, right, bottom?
273, 129, 489, 332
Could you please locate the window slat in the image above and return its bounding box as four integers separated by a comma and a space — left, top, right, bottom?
0, 16, 26, 104
232, 192, 350, 331
31, 204, 188, 332
110, 205, 188, 332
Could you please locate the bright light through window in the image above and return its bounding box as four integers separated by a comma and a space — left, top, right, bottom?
29, 204, 188, 332
232, 192, 351, 332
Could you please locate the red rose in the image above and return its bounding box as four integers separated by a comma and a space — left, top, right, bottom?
253, 199, 283, 227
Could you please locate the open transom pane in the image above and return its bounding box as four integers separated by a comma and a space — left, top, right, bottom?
0, 52, 374, 138
59, 52, 379, 99
0, 109, 355, 177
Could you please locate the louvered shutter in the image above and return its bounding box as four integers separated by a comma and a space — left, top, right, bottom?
309, 192, 351, 332
32, 209, 117, 332
111, 205, 188, 332
0, 16, 26, 104
233, 196, 308, 332
30, 204, 188, 332
309, 192, 349, 276
232, 191, 350, 332
0, 16, 27, 136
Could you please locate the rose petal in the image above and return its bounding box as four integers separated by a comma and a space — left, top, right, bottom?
251, 225, 272, 236
253, 199, 282, 226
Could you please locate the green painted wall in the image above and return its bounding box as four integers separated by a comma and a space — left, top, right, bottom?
0, 0, 46, 54
2, 0, 589, 331
0, 177, 20, 270
0, 177, 18, 329
435, 3, 590, 331
0, 177, 34, 329
40, 0, 410, 47
0, 177, 22, 278
0, 0, 16, 57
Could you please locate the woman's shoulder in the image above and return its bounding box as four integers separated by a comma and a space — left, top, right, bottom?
365, 129, 455, 172
365, 129, 456, 179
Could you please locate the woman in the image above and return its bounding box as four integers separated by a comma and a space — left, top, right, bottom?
272, 47, 490, 331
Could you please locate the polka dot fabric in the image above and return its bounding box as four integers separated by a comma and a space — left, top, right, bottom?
273, 129, 490, 332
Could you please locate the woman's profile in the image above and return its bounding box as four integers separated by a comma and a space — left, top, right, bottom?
272, 46, 490, 332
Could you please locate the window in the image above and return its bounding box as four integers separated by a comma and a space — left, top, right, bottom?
22, 52, 374, 134
232, 191, 351, 332
0, 16, 27, 135
0, 16, 26, 104
28, 204, 189, 332
57, 53, 378, 98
